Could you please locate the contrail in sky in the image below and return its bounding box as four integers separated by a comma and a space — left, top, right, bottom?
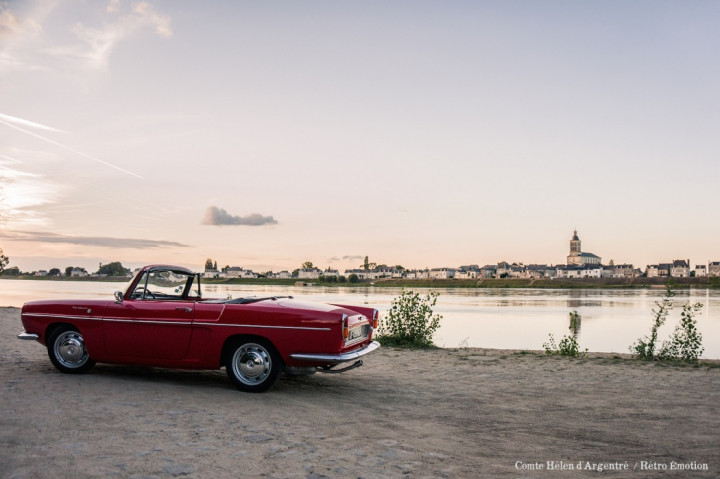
0, 113, 70, 133
0, 113, 143, 179
0, 154, 23, 164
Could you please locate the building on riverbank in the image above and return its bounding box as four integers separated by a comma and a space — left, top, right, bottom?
709, 262, 720, 277
566, 230, 601, 265
223, 267, 258, 279
671, 260, 690, 278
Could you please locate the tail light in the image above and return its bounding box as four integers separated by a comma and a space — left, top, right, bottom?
342, 314, 349, 339
372, 309, 379, 329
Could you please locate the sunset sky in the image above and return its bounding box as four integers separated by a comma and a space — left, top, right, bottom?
1, 0, 718, 274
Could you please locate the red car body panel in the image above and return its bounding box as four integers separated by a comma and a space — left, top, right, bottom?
19, 265, 378, 373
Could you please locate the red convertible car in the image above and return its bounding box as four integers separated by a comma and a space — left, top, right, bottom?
17, 265, 380, 392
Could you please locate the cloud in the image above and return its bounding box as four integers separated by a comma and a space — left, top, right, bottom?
0, 2, 46, 72
0, 3, 44, 40
328, 255, 365, 263
63, 0, 172, 67
0, 156, 61, 226
202, 206, 278, 226
0, 0, 171, 72
0, 4, 23, 39
0, 230, 189, 249
107, 0, 122, 14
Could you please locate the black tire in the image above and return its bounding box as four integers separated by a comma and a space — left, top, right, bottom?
47, 325, 95, 374
225, 338, 282, 392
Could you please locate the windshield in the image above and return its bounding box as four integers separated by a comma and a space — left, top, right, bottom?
122, 270, 143, 297
126, 269, 201, 300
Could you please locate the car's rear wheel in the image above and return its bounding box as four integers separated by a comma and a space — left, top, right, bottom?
225, 339, 281, 392
47, 326, 95, 374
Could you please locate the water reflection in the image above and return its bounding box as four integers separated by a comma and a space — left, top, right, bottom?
569, 310, 581, 336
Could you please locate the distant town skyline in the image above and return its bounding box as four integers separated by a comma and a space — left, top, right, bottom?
1, 1, 719, 274
5, 228, 716, 278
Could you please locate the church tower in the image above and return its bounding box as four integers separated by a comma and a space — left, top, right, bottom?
566, 230, 601, 265
570, 230, 581, 254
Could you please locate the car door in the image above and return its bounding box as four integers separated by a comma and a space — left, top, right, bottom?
103, 300, 195, 360
102, 269, 196, 360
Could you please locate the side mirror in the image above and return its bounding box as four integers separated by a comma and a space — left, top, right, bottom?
114, 291, 124, 304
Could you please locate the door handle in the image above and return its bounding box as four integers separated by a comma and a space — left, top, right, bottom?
175, 307, 192, 313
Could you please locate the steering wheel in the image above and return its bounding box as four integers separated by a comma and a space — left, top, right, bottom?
134, 286, 156, 299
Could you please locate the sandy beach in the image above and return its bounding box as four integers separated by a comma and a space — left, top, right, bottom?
1, 306, 718, 478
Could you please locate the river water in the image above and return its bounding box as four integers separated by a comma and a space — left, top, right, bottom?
2, 279, 718, 358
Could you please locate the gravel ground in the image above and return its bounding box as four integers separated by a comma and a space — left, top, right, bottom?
1, 306, 718, 478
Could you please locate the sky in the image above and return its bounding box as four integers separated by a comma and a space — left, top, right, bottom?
1, 0, 719, 274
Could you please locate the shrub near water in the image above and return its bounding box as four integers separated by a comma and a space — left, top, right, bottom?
658, 303, 704, 363
377, 289, 442, 348
543, 310, 588, 358
631, 282, 704, 364
631, 283, 675, 360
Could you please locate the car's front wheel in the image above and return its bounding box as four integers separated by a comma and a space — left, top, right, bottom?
225, 339, 281, 392
47, 326, 95, 374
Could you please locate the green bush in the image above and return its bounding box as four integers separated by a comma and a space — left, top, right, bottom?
631, 282, 704, 364
543, 334, 586, 358
377, 289, 442, 348
543, 310, 588, 358
658, 303, 704, 364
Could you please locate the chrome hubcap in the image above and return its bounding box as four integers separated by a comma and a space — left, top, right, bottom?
232, 343, 271, 385
54, 331, 89, 368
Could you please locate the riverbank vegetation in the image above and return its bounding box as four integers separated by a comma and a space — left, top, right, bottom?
631, 283, 705, 364
376, 289, 442, 348
537, 283, 708, 364
543, 310, 588, 358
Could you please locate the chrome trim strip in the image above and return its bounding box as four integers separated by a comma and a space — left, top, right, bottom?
23, 313, 103, 321
17, 332, 39, 340
290, 340, 380, 364
195, 323, 331, 331
23, 313, 192, 326
22, 313, 329, 331
105, 320, 327, 330
104, 318, 193, 326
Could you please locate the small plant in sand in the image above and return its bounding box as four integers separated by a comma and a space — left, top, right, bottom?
631, 283, 675, 360
377, 289, 442, 348
543, 310, 588, 358
631, 282, 704, 364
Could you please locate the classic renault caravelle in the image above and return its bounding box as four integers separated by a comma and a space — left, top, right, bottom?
17, 265, 380, 392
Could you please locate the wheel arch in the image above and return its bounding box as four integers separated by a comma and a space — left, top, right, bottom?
219, 334, 284, 370
45, 322, 79, 344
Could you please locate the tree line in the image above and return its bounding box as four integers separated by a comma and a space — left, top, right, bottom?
1, 259, 131, 278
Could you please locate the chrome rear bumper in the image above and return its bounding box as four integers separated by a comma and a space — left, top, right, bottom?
290, 340, 380, 364
17, 332, 39, 341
